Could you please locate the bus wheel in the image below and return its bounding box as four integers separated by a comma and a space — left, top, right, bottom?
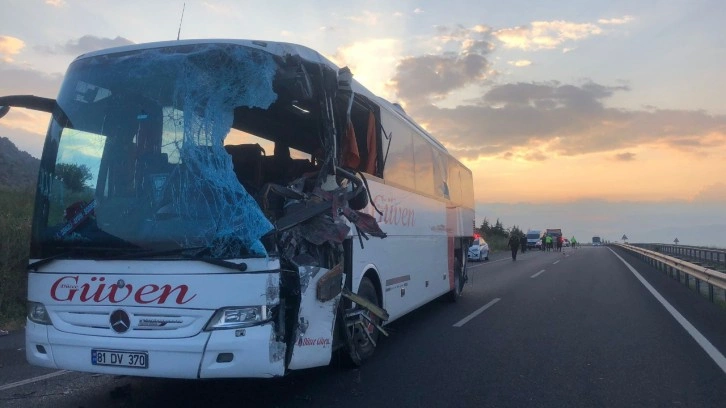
343, 277, 380, 366
449, 252, 467, 302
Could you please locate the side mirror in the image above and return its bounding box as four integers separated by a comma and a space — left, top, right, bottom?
0, 95, 56, 116
0, 95, 71, 127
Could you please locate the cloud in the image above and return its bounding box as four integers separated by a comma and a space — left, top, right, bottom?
37, 35, 134, 55
0, 108, 51, 137
614, 152, 636, 161
201, 1, 234, 14
0, 119, 47, 158
346, 11, 380, 26
0, 36, 25, 62
493, 20, 603, 50
598, 16, 635, 25
385, 24, 495, 105
692, 183, 726, 203
431, 25, 495, 54
45, 0, 66, 6
383, 24, 726, 161
413, 8, 424, 14
329, 38, 402, 98
508, 60, 532, 67
0, 61, 63, 97
400, 80, 726, 160
389, 53, 492, 105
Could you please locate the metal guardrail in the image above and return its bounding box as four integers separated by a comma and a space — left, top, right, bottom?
632, 243, 726, 272
615, 243, 726, 304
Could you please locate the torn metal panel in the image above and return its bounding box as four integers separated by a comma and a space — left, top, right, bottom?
294, 264, 322, 295
287, 264, 344, 370
269, 330, 287, 365
265, 273, 280, 306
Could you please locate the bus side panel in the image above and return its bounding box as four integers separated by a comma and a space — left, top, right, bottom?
361, 180, 448, 322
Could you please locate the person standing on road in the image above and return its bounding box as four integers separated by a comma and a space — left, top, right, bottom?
508, 233, 520, 261
520, 234, 527, 254
571, 236, 578, 249
545, 234, 553, 251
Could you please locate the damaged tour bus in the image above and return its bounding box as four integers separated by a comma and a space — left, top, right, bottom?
0, 39, 474, 379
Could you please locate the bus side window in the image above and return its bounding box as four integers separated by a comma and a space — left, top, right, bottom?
345, 98, 379, 176
382, 124, 414, 190
447, 160, 462, 205
460, 166, 474, 208
413, 133, 435, 196
433, 150, 449, 199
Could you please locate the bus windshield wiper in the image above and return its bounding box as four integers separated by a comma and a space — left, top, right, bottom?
29, 246, 255, 272
27, 246, 146, 271
101, 247, 250, 272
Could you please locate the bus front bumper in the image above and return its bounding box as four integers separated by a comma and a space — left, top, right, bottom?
26, 320, 286, 378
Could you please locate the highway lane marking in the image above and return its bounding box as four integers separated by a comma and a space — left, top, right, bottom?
468, 258, 508, 269
468, 252, 538, 269
453, 298, 501, 327
553, 260, 560, 265
0, 370, 70, 392
531, 269, 546, 278
609, 248, 726, 375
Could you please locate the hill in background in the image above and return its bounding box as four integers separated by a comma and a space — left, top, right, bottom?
0, 136, 40, 190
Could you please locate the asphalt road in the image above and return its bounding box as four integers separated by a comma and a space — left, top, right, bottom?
2, 245, 726, 407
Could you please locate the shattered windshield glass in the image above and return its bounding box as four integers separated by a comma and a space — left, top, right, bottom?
32, 43, 280, 259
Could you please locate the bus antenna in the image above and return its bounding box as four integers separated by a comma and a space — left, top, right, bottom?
176, 2, 186, 40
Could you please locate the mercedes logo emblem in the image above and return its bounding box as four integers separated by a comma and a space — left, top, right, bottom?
110, 309, 131, 333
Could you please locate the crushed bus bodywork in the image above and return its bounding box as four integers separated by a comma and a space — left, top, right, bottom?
2, 40, 387, 378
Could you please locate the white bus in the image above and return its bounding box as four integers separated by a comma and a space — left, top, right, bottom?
0, 39, 474, 379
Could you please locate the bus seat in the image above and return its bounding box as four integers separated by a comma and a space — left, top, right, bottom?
224, 143, 265, 192
136, 152, 170, 201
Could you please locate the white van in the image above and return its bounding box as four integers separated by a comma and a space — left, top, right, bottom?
526, 230, 541, 249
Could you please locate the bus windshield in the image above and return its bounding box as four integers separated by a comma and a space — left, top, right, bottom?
31, 43, 320, 260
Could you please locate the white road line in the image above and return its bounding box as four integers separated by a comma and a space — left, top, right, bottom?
553, 260, 560, 265
469, 252, 537, 269
453, 298, 501, 327
609, 248, 726, 375
0, 370, 70, 392
531, 269, 546, 278
468, 258, 508, 268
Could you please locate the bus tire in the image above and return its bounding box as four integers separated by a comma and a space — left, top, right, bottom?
448, 251, 466, 302
342, 276, 380, 366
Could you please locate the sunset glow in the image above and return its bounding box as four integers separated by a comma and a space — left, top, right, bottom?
1, 0, 724, 245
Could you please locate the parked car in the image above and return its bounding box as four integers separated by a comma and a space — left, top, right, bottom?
468, 237, 490, 261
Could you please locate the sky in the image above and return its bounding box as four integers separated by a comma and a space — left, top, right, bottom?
1, 0, 725, 247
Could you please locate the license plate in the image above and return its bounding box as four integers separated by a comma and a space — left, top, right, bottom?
92, 349, 148, 369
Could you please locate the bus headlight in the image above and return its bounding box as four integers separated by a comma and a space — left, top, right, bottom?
28, 302, 52, 325
204, 306, 269, 330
